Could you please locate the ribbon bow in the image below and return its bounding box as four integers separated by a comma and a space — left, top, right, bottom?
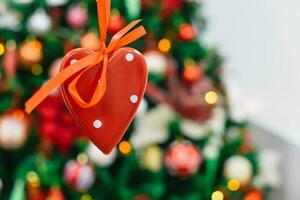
25, 0, 146, 113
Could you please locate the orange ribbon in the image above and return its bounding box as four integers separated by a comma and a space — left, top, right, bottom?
25, 0, 146, 113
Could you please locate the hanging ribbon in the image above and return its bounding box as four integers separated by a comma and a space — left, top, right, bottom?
25, 0, 146, 113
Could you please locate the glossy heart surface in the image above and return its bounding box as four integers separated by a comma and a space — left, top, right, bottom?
60, 48, 147, 154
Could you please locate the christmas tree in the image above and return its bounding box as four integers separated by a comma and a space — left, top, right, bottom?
0, 0, 279, 199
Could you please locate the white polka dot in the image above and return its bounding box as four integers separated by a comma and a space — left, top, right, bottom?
93, 120, 102, 128
125, 53, 134, 62
70, 59, 77, 64
130, 95, 138, 103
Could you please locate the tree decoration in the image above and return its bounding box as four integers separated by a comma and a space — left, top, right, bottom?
0, 10, 21, 31
108, 9, 125, 33
19, 40, 43, 66
86, 142, 117, 167
180, 119, 208, 140
46, 187, 65, 200
27, 9, 52, 35
37, 94, 82, 153
140, 145, 163, 172
178, 23, 197, 41
64, 159, 95, 192
130, 105, 175, 149
66, 5, 88, 29
244, 189, 263, 200
161, 0, 182, 17
224, 155, 253, 185
182, 64, 203, 84
25, 0, 147, 154
164, 141, 202, 177
0, 110, 29, 150
80, 33, 101, 51
144, 50, 168, 75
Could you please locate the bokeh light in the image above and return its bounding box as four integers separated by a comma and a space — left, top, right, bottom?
205, 91, 218, 105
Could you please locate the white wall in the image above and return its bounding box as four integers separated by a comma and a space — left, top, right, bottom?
203, 0, 300, 146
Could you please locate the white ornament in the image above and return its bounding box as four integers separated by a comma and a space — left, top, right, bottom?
46, 0, 68, 6
27, 9, 51, 35
224, 155, 253, 185
253, 150, 281, 188
86, 143, 117, 167
0, 11, 21, 31
0, 115, 27, 150
144, 51, 167, 74
181, 119, 208, 140
93, 120, 102, 129
140, 145, 163, 172
130, 105, 176, 149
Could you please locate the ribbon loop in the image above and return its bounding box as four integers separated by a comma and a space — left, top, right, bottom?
24, 0, 146, 114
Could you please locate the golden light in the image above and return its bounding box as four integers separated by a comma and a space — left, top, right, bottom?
205, 91, 218, 105
13, 110, 25, 120
158, 38, 171, 53
211, 191, 224, 200
26, 171, 40, 188
77, 153, 88, 165
227, 179, 240, 191
119, 141, 132, 155
81, 194, 92, 200
31, 64, 43, 76
0, 43, 5, 56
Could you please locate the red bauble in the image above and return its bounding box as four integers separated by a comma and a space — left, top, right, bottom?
182, 65, 203, 84
108, 14, 125, 33
47, 187, 65, 200
146, 64, 216, 123
164, 141, 202, 177
37, 94, 82, 153
64, 160, 95, 192
161, 0, 182, 17
179, 24, 197, 41
244, 189, 263, 200
59, 48, 147, 154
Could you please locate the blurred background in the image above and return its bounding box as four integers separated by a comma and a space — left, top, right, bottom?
0, 0, 298, 199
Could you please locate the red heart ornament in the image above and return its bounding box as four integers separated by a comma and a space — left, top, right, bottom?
60, 47, 147, 154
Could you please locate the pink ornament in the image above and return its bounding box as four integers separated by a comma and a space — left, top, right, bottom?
66, 6, 88, 29
164, 141, 202, 177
